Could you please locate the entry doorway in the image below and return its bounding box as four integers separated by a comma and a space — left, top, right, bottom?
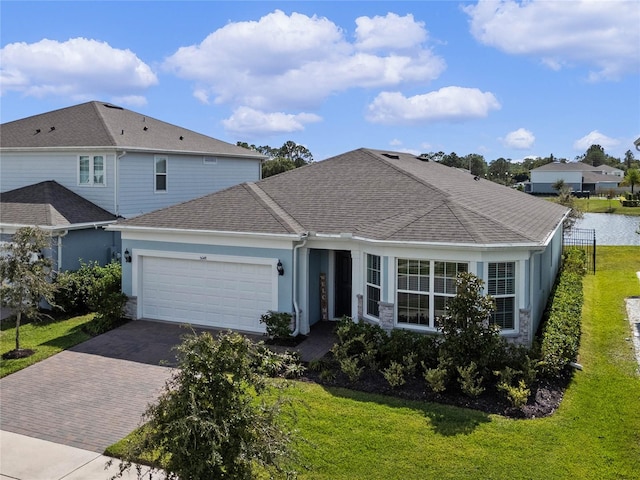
334, 250, 352, 318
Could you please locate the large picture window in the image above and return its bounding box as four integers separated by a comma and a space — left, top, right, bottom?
78, 155, 105, 186
488, 262, 515, 329
155, 156, 167, 192
366, 254, 381, 318
397, 259, 468, 328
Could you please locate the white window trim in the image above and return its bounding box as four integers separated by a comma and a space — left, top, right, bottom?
485, 261, 518, 333
77, 154, 106, 187
154, 155, 168, 193
365, 253, 381, 319
394, 259, 470, 331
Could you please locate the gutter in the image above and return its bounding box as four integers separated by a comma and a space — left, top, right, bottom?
291, 232, 309, 337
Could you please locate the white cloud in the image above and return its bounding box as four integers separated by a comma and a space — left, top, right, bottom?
163, 10, 445, 111
0, 38, 158, 99
573, 130, 620, 151
464, 0, 640, 81
222, 106, 322, 137
389, 139, 403, 146
354, 13, 428, 51
365, 87, 501, 125
502, 128, 535, 149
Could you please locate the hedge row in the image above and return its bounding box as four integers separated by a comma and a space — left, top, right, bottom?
538, 249, 586, 376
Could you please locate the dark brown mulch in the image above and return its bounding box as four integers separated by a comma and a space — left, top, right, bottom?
300, 362, 570, 419
2, 348, 36, 359
264, 334, 308, 348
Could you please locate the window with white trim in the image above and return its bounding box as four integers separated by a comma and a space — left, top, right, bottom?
155, 156, 167, 192
434, 261, 468, 323
366, 254, 381, 318
78, 155, 105, 186
396, 259, 468, 328
488, 262, 515, 329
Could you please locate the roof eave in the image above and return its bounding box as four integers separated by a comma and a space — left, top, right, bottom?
107, 224, 301, 240
0, 220, 117, 233
0, 146, 267, 159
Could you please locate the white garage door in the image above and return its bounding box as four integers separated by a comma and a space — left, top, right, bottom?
141, 255, 276, 332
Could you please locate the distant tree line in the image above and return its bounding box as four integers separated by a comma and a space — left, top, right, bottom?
237, 140, 314, 178
238, 140, 639, 188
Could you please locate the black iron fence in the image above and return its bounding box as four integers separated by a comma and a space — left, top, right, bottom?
563, 228, 596, 274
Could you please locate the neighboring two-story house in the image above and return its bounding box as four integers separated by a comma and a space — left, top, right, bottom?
527, 161, 623, 195
0, 101, 265, 271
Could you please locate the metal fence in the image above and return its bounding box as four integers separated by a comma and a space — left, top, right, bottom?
563, 227, 596, 274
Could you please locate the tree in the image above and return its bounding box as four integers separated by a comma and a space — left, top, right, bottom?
623, 168, 640, 194
581, 144, 606, 166
0, 227, 57, 356
624, 149, 637, 169
112, 330, 302, 480
553, 182, 582, 229
488, 157, 512, 185
238, 140, 314, 178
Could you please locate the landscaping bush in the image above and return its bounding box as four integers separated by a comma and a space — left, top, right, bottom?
538, 249, 586, 377
55, 262, 127, 335
260, 311, 293, 340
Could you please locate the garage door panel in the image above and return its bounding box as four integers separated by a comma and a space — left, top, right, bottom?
141, 256, 275, 332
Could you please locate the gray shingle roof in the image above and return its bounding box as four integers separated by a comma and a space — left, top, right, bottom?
0, 181, 117, 227
0, 101, 265, 159
117, 149, 569, 246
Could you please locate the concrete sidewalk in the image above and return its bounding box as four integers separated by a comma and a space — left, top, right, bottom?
0, 430, 164, 480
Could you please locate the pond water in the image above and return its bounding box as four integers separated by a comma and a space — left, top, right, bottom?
572, 213, 640, 246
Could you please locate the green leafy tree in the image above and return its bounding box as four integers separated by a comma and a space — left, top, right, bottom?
488, 157, 512, 184
261, 157, 296, 178
112, 330, 301, 480
624, 149, 637, 169
0, 227, 57, 354
581, 144, 606, 166
623, 168, 640, 194
238, 140, 314, 178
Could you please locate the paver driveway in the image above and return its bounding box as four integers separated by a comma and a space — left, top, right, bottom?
0, 320, 194, 453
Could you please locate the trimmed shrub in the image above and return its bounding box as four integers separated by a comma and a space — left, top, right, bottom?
260, 311, 293, 339
538, 249, 586, 377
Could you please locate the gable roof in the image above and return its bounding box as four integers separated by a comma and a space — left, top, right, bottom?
0, 181, 117, 228
115, 149, 569, 247
532, 161, 622, 174
0, 101, 265, 159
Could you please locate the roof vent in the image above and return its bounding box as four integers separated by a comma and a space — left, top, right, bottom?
103, 103, 124, 110
143, 126, 148, 131
179, 136, 184, 141
473, 176, 480, 181
382, 153, 399, 160
416, 154, 429, 162
35, 129, 41, 134
49, 126, 55, 131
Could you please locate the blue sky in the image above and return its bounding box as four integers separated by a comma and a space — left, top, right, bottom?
1, 1, 639, 162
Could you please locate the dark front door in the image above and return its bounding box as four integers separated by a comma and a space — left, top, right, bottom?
334, 250, 352, 318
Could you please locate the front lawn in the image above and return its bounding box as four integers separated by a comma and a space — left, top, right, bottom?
108, 247, 640, 479
0, 313, 95, 377
572, 197, 640, 215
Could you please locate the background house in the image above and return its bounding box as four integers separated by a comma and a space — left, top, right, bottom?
0, 101, 265, 268
0, 181, 118, 272
527, 161, 623, 194
111, 149, 569, 347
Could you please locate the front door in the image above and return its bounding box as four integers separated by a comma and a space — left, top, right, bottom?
334, 250, 352, 318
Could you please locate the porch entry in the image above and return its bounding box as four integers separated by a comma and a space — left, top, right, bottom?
334, 250, 352, 318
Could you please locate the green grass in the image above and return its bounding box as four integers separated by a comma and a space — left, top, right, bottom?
108, 247, 640, 479
569, 197, 640, 215
0, 313, 95, 377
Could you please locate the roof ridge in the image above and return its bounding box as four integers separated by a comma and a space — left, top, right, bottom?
90, 101, 118, 146
245, 182, 306, 234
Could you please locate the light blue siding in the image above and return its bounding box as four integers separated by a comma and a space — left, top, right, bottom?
59, 229, 121, 272
118, 153, 261, 217
122, 239, 293, 313
0, 152, 117, 213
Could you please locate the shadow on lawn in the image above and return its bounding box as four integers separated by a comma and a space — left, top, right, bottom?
317, 383, 491, 436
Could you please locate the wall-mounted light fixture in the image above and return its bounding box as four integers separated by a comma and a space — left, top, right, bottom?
124, 249, 132, 263
276, 260, 284, 276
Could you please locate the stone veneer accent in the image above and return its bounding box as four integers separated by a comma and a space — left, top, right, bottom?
124, 296, 137, 319
378, 302, 394, 333
356, 294, 364, 321
505, 308, 531, 347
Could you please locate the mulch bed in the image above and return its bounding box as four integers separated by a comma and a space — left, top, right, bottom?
300, 359, 570, 419
2, 348, 36, 359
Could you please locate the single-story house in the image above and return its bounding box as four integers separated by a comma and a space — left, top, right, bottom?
110, 149, 570, 347
0, 181, 118, 272
527, 161, 623, 194
0, 101, 265, 271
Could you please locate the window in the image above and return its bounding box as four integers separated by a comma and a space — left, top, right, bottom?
397, 259, 430, 326
155, 156, 167, 192
488, 262, 515, 329
78, 155, 105, 186
366, 254, 381, 318
396, 259, 468, 328
434, 262, 468, 322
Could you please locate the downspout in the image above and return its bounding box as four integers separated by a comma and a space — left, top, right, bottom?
115, 151, 126, 216
56, 230, 69, 273
291, 232, 309, 337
